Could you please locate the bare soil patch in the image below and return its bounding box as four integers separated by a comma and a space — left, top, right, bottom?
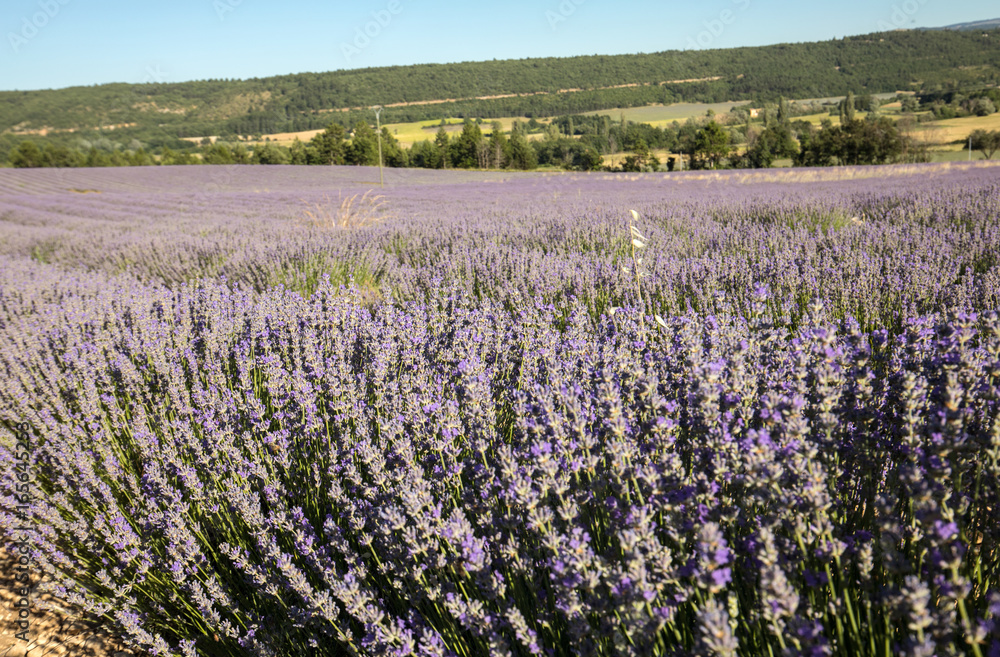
0, 546, 139, 657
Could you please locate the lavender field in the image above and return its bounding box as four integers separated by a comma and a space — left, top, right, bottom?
1, 162, 1000, 657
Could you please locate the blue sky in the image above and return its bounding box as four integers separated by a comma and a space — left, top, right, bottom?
1, 0, 997, 91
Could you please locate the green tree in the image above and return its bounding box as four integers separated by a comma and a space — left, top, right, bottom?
621, 138, 657, 171
794, 123, 836, 167
379, 127, 406, 167
126, 148, 154, 166
434, 127, 451, 169
599, 115, 613, 152
309, 123, 347, 165
740, 123, 797, 168
252, 143, 288, 164
202, 144, 235, 165
451, 120, 485, 169
232, 144, 250, 164
838, 116, 903, 165
676, 118, 700, 165
487, 121, 509, 169
288, 138, 308, 165
970, 130, 1000, 159
185, 152, 203, 166
620, 154, 642, 172
347, 121, 379, 166
777, 96, 791, 125
576, 148, 604, 171
42, 143, 83, 168
860, 116, 904, 164
408, 140, 441, 168
9, 141, 44, 168
506, 130, 537, 170
690, 121, 730, 169
794, 116, 905, 166
971, 98, 997, 117
839, 91, 856, 124
108, 150, 130, 166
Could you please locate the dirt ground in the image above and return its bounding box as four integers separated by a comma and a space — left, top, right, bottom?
0, 545, 139, 657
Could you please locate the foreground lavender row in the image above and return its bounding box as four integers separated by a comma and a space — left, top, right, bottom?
0, 164, 999, 656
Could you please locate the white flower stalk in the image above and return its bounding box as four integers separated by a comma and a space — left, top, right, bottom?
628, 209, 649, 330
627, 210, 667, 333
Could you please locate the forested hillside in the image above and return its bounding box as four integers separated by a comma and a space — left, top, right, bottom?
1, 28, 998, 157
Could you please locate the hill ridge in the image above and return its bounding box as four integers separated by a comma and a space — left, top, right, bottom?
1, 28, 998, 156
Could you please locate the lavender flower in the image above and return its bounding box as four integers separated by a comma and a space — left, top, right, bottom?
1, 163, 999, 656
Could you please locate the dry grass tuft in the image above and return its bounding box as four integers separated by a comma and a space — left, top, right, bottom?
300, 190, 391, 230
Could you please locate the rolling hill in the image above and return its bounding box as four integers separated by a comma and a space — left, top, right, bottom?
1, 27, 998, 159
935, 18, 1000, 31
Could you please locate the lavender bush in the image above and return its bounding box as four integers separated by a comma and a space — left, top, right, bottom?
1, 163, 999, 656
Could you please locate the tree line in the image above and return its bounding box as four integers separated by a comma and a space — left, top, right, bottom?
8, 93, 1000, 171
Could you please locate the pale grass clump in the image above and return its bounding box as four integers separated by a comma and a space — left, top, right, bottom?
300, 189, 391, 229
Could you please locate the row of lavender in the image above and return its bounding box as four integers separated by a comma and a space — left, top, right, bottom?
2, 166, 999, 332
0, 164, 999, 656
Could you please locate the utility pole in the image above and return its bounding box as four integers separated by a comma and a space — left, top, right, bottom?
372, 106, 384, 188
